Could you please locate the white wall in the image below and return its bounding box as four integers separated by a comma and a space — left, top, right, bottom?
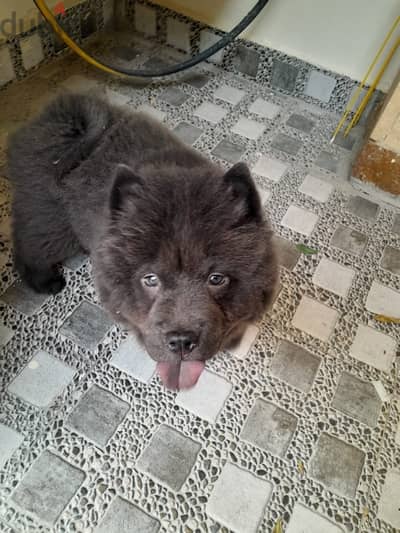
155, 0, 400, 92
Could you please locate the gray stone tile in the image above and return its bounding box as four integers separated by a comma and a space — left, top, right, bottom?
331, 225, 367, 256
199, 30, 224, 64
142, 56, 171, 71
315, 151, 339, 173
173, 122, 203, 145
305, 71, 336, 103
1, 280, 49, 316
392, 214, 400, 235
0, 45, 15, 87
95, 496, 160, 533
8, 350, 75, 408
231, 45, 260, 77
64, 252, 88, 270
271, 59, 299, 93
271, 133, 302, 155
332, 372, 381, 427
273, 236, 301, 271
206, 463, 272, 533
160, 87, 189, 106
286, 113, 315, 133
212, 139, 246, 164
381, 246, 400, 275
241, 399, 297, 457
270, 340, 321, 393
377, 469, 400, 529
136, 425, 200, 492
346, 196, 379, 222
0, 323, 14, 346
66, 385, 129, 447
111, 334, 156, 384
0, 423, 23, 470
309, 433, 365, 498
333, 132, 356, 151
11, 451, 85, 525
60, 301, 113, 351
166, 17, 190, 52
183, 73, 209, 89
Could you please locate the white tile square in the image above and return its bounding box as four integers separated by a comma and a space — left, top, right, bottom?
214, 85, 245, 105
0, 423, 23, 470
20, 34, 44, 71
229, 325, 259, 360
232, 117, 266, 140
111, 335, 156, 384
206, 463, 272, 533
166, 18, 190, 52
287, 503, 344, 533
135, 3, 157, 36
256, 185, 271, 205
0, 45, 15, 86
366, 281, 400, 317
253, 156, 288, 182
176, 370, 232, 423
106, 89, 131, 107
249, 98, 280, 119
378, 469, 400, 529
8, 350, 75, 408
137, 103, 166, 122
350, 324, 396, 373
60, 75, 99, 92
281, 205, 318, 236
292, 296, 339, 341
312, 258, 355, 297
299, 174, 334, 203
199, 30, 224, 63
194, 102, 228, 124
0, 323, 14, 346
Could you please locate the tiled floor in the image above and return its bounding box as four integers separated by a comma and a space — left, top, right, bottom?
0, 34, 399, 533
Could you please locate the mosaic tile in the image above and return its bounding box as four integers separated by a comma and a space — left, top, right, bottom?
286, 503, 344, 532
330, 225, 367, 256
206, 463, 272, 533
199, 30, 224, 63
173, 122, 203, 144
214, 84, 245, 105
0, 46, 15, 87
271, 59, 298, 93
95, 496, 160, 533
160, 86, 189, 106
8, 350, 75, 408
166, 17, 191, 52
60, 301, 113, 351
392, 213, 400, 235
183, 72, 210, 89
332, 372, 381, 427
299, 174, 334, 203
271, 133, 303, 155
286, 113, 315, 133
305, 71, 336, 103
346, 195, 379, 221
309, 433, 365, 498
377, 470, 400, 529
194, 102, 228, 123
292, 296, 339, 341
176, 370, 232, 423
366, 281, 400, 317
312, 258, 355, 297
273, 236, 301, 271
349, 324, 396, 373
66, 385, 129, 446
0, 323, 14, 346
1, 280, 49, 316
231, 45, 260, 77
136, 425, 200, 492
137, 103, 166, 122
380, 245, 400, 275
315, 150, 339, 173
281, 205, 318, 236
0, 424, 23, 470
241, 399, 297, 457
228, 324, 259, 360
253, 156, 288, 182
231, 117, 266, 140
270, 340, 321, 393
20, 34, 44, 71
135, 2, 157, 37
249, 98, 280, 119
212, 138, 245, 163
11, 451, 85, 525
111, 334, 156, 384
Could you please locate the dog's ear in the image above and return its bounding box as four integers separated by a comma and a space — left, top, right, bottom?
110, 164, 144, 215
224, 162, 262, 223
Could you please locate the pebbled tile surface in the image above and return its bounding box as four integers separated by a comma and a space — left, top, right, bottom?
0, 30, 399, 533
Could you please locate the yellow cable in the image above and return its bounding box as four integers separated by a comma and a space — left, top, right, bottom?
330, 16, 400, 142
34, 0, 125, 77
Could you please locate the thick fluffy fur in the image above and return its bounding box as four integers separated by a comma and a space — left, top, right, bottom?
8, 92, 278, 385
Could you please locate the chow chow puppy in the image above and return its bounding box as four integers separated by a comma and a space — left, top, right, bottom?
8, 92, 278, 389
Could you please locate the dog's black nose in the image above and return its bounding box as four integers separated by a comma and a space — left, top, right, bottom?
167, 331, 198, 357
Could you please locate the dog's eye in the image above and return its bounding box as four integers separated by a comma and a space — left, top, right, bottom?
208, 273, 228, 286
143, 274, 159, 287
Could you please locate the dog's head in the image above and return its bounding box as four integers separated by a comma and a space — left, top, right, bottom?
95, 161, 278, 390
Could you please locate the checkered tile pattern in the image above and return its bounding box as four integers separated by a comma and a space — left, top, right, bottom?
0, 33, 399, 533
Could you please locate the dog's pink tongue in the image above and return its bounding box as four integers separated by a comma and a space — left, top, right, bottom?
157, 360, 205, 390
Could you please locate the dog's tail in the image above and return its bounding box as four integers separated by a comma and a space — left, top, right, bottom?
8, 92, 114, 185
